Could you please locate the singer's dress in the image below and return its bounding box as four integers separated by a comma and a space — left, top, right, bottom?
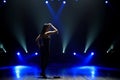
40, 35, 50, 75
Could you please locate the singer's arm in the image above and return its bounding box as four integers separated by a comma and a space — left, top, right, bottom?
45, 23, 58, 35
35, 34, 41, 48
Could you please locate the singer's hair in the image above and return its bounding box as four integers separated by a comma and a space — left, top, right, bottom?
40, 23, 50, 35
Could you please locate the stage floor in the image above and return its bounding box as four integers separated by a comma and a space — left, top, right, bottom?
0, 63, 120, 80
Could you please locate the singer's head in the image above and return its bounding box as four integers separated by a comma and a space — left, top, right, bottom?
41, 23, 50, 34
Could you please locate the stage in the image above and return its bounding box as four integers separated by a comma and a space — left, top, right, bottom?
0, 63, 120, 80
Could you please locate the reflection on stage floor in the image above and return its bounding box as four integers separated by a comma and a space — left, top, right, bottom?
0, 63, 120, 80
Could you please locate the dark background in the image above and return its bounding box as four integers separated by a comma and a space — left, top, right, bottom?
0, 0, 120, 68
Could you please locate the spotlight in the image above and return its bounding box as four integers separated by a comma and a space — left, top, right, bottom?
45, 1, 48, 4
91, 52, 94, 56
62, 49, 65, 53
105, 0, 108, 4
107, 51, 109, 53
84, 50, 86, 53
17, 52, 20, 56
35, 52, 38, 55
63, 1, 66, 4
26, 51, 28, 53
25, 50, 28, 53
3, 0, 6, 3
73, 52, 76, 55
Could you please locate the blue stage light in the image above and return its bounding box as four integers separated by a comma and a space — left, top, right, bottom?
35, 52, 38, 55
63, 1, 66, 4
73, 52, 76, 55
105, 0, 108, 4
45, 1, 48, 4
3, 0, 6, 3
17, 52, 20, 56
91, 52, 94, 56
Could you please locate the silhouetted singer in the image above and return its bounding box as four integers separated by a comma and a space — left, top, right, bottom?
35, 23, 58, 78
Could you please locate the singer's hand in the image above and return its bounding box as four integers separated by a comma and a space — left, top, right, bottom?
48, 23, 52, 26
